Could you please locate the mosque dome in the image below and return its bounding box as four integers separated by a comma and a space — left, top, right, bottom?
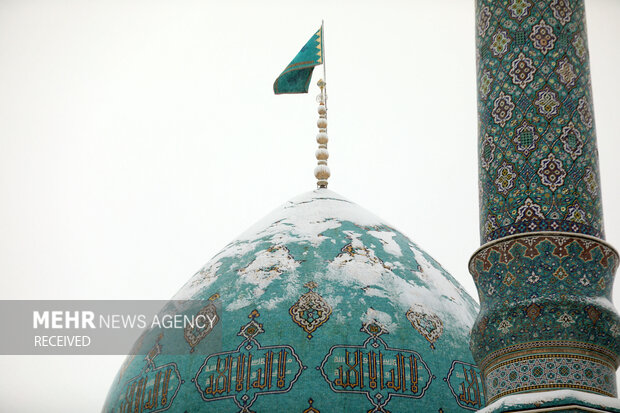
103, 189, 483, 412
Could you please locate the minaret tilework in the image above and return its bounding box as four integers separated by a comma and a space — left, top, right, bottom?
477, 0, 603, 243
470, 0, 620, 408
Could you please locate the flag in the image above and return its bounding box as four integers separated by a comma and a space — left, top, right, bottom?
273, 26, 323, 94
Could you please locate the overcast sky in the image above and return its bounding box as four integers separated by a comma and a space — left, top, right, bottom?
1, 0, 619, 411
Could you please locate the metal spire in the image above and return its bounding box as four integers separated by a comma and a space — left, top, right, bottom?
314, 79, 329, 188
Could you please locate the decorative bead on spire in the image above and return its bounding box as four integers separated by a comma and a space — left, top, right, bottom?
314, 79, 330, 188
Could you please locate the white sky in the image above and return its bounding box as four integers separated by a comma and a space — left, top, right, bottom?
0, 1, 619, 411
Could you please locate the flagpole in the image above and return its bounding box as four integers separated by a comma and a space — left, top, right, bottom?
272, 23, 330, 187
315, 21, 330, 189
322, 20, 327, 112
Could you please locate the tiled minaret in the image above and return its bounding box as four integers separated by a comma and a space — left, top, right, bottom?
470, 0, 620, 410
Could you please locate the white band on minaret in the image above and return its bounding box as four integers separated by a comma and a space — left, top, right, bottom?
315, 79, 330, 188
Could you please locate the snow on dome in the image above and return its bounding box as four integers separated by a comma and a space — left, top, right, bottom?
478, 390, 620, 412
103, 189, 484, 412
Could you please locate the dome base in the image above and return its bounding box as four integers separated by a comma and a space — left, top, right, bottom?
478, 390, 620, 412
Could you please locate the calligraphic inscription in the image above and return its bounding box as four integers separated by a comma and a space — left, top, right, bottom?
116, 335, 182, 413
318, 321, 433, 413
193, 311, 304, 412
444, 360, 484, 411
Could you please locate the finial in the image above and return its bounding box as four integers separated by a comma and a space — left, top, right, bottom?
315, 79, 330, 188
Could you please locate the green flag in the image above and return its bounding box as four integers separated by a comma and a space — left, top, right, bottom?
273, 26, 323, 94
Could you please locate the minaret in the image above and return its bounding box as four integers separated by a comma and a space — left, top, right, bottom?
471, 0, 620, 411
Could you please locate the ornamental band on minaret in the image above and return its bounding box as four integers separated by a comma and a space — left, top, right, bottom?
470, 0, 620, 409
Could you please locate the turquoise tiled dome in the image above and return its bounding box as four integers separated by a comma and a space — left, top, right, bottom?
103, 189, 483, 412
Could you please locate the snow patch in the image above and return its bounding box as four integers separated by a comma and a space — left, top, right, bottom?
368, 230, 402, 256
361, 308, 398, 333
261, 272, 301, 310
326, 231, 389, 286
226, 296, 253, 311
237, 246, 299, 290
214, 190, 386, 261
478, 389, 620, 412
173, 261, 222, 300
409, 244, 475, 327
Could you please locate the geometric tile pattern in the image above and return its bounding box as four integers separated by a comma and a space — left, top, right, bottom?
476, 0, 605, 244
289, 281, 332, 339
474, 0, 620, 407
406, 304, 444, 349
484, 353, 616, 403
184, 294, 220, 353
469, 232, 620, 402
